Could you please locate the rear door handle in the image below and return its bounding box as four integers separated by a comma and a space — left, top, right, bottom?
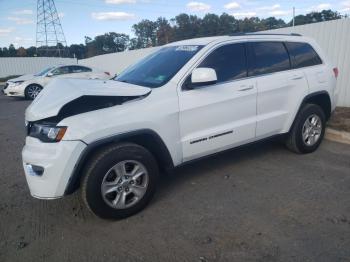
238, 85, 254, 91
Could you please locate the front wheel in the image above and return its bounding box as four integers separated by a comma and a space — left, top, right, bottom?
25, 84, 42, 100
81, 143, 159, 220
286, 104, 326, 154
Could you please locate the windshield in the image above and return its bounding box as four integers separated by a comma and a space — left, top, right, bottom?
115, 45, 203, 88
35, 66, 55, 76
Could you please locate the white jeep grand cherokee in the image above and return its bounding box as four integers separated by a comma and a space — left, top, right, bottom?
22, 34, 338, 219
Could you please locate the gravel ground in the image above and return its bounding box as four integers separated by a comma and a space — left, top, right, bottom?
328, 107, 350, 133
0, 93, 350, 262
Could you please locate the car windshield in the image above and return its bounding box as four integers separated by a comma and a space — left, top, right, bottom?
35, 66, 55, 76
115, 45, 203, 88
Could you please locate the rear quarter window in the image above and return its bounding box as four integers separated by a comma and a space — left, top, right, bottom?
285, 42, 322, 68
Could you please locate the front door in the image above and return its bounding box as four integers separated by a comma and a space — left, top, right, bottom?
178, 43, 257, 162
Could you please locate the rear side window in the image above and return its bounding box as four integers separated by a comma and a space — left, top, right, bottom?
248, 42, 290, 76
285, 42, 322, 68
198, 43, 247, 83
69, 66, 92, 73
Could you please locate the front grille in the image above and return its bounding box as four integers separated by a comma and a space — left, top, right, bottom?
3, 83, 9, 90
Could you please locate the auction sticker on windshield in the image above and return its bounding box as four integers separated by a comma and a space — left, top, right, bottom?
175, 45, 200, 52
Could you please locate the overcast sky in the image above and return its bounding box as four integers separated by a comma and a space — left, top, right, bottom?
0, 0, 349, 48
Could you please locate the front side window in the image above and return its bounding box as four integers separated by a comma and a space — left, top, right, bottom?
197, 43, 247, 83
115, 45, 203, 88
35, 66, 55, 76
285, 42, 322, 68
248, 42, 290, 76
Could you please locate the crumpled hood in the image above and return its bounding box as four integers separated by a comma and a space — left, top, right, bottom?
7, 74, 35, 83
25, 78, 151, 121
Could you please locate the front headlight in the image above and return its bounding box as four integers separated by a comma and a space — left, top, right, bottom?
28, 123, 67, 143
10, 81, 24, 86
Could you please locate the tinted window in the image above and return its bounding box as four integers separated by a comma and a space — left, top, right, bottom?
52, 66, 70, 75
116, 45, 203, 88
69, 66, 92, 73
198, 43, 247, 83
248, 42, 290, 76
285, 42, 322, 68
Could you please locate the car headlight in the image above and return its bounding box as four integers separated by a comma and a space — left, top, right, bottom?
10, 81, 24, 86
28, 123, 67, 142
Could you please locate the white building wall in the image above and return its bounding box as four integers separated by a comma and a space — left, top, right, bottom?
263, 19, 350, 107
0, 57, 77, 78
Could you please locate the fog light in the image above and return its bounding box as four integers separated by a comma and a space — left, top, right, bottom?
25, 164, 44, 176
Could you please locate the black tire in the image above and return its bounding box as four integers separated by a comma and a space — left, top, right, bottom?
81, 143, 159, 220
25, 84, 42, 100
286, 103, 326, 154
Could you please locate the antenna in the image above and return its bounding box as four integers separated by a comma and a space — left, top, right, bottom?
36, 0, 68, 57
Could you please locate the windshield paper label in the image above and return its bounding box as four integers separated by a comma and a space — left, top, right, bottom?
176, 45, 199, 52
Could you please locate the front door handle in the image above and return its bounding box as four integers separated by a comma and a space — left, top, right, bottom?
238, 85, 254, 91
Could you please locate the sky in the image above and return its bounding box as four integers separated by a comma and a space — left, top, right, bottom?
0, 0, 350, 48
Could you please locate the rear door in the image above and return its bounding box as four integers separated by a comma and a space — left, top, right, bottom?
284, 41, 327, 94
247, 41, 309, 138
178, 42, 257, 161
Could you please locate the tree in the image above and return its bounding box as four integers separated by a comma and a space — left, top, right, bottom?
172, 13, 201, 40
16, 47, 27, 57
219, 13, 239, 35
156, 17, 174, 45
200, 14, 221, 36
8, 44, 16, 57
132, 19, 158, 48
261, 17, 286, 30
26, 46, 37, 56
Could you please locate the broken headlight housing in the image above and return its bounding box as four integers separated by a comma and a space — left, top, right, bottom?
28, 123, 67, 143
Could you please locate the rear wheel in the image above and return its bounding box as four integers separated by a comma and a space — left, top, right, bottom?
81, 143, 159, 220
25, 84, 42, 100
286, 104, 326, 154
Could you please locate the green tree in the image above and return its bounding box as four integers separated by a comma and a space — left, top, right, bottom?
132, 19, 158, 48
8, 44, 16, 57
156, 17, 174, 45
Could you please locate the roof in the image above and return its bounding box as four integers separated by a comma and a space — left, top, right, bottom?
167, 33, 308, 47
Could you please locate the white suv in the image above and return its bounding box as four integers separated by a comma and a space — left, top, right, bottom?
22, 34, 338, 219
3, 64, 110, 100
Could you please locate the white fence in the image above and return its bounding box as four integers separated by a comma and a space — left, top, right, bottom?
263, 19, 350, 107
79, 47, 160, 76
0, 57, 77, 78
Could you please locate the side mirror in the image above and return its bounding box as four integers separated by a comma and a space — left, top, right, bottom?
191, 67, 217, 87
46, 72, 54, 77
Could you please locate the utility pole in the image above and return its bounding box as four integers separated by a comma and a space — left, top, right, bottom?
36, 0, 68, 57
292, 7, 295, 27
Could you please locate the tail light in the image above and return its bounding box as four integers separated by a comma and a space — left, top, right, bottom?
104, 72, 110, 76
333, 67, 339, 78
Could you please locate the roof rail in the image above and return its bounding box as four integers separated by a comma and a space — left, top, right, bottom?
229, 32, 302, 37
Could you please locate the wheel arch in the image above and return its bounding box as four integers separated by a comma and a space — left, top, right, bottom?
289, 91, 332, 133
302, 91, 332, 120
64, 129, 174, 195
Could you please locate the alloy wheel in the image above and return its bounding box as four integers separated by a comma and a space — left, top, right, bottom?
101, 160, 149, 209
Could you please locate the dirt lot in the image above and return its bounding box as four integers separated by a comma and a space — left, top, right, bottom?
0, 93, 350, 262
328, 107, 350, 133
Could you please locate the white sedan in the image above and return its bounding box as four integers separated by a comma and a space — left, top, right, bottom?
3, 64, 111, 100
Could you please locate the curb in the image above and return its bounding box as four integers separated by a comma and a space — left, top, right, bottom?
325, 128, 350, 145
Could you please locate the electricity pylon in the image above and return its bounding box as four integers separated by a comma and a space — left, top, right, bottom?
36, 0, 68, 57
